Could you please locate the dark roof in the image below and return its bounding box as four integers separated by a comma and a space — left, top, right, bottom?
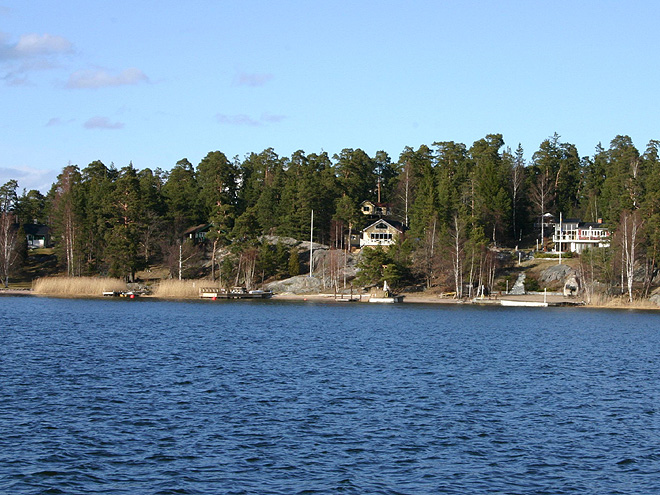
580, 222, 608, 229
182, 223, 211, 236
22, 224, 50, 236
364, 219, 406, 232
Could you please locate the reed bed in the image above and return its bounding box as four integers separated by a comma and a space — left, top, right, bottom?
586, 292, 659, 310
152, 279, 205, 298
33, 276, 126, 296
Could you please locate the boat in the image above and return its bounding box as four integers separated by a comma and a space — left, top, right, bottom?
368, 281, 404, 303
500, 299, 548, 307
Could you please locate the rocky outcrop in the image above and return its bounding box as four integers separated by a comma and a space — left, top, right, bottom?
266, 275, 323, 294
540, 264, 574, 283
650, 287, 660, 307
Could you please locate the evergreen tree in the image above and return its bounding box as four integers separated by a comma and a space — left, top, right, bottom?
105, 164, 142, 281
162, 158, 200, 235
469, 134, 510, 244
288, 247, 300, 276
600, 135, 641, 222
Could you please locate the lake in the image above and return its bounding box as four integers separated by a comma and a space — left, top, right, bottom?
1, 296, 659, 494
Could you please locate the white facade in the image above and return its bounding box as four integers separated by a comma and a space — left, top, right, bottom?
553, 221, 610, 254
359, 220, 402, 248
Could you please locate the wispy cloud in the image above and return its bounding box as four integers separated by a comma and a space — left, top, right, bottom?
46, 117, 74, 127
0, 32, 72, 60
0, 31, 72, 85
67, 67, 149, 89
0, 165, 58, 193
233, 71, 274, 87
216, 112, 286, 126
216, 114, 260, 126
83, 116, 124, 130
261, 113, 285, 123
0, 166, 29, 178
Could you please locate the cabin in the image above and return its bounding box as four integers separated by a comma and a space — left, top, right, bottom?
552, 218, 610, 253
360, 200, 392, 218
23, 223, 51, 249
359, 219, 404, 248
182, 223, 211, 244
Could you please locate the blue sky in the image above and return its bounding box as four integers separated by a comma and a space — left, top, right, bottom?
1, 1, 659, 192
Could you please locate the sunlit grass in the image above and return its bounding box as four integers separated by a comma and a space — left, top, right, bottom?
152, 279, 205, 298
32, 276, 126, 296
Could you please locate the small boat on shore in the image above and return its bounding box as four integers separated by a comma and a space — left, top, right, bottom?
500, 299, 548, 307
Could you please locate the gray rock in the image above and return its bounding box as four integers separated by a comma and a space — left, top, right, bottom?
510, 273, 526, 295
649, 287, 660, 306
266, 275, 322, 294
540, 264, 573, 283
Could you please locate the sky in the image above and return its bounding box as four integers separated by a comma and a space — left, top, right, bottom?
1, 0, 660, 193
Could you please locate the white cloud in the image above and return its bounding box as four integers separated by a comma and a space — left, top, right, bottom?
0, 32, 72, 60
84, 116, 124, 130
0, 32, 72, 85
66, 67, 149, 89
14, 33, 72, 57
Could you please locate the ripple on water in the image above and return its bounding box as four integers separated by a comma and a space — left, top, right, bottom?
1, 299, 660, 494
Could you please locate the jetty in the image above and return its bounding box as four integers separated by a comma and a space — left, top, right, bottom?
199, 287, 273, 299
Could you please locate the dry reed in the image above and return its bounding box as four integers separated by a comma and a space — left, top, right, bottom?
152, 279, 205, 298
586, 292, 659, 310
33, 276, 126, 296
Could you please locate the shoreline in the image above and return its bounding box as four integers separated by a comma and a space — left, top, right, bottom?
4, 287, 659, 311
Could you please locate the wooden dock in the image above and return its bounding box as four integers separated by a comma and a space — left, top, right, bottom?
199, 287, 273, 300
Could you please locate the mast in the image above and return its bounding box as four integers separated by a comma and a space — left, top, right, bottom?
559, 212, 562, 265
309, 209, 314, 277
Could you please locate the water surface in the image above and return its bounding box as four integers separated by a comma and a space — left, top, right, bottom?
1, 297, 659, 494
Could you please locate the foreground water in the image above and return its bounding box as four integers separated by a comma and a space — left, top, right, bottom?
1, 296, 659, 494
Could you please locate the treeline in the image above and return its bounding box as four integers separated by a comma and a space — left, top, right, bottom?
2, 132, 660, 296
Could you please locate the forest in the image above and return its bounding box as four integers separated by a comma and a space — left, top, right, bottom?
1, 132, 659, 299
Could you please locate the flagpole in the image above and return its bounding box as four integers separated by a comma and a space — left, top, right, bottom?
309, 209, 314, 277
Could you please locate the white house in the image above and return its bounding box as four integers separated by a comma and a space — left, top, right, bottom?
359, 219, 404, 248
553, 219, 610, 254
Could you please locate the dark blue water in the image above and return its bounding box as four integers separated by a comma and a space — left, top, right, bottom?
1, 296, 659, 494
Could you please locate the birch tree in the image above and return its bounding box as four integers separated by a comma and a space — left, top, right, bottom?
0, 180, 21, 287
619, 209, 644, 302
